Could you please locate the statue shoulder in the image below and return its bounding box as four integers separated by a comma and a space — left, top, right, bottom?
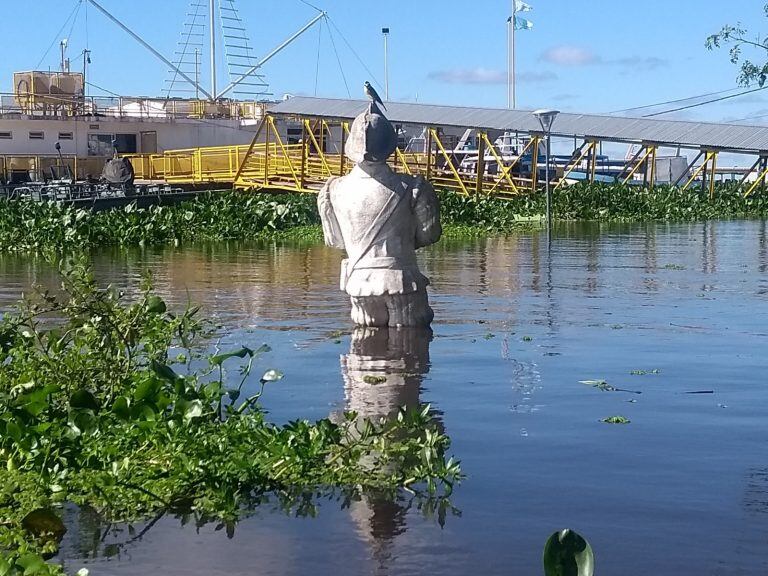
320, 175, 342, 194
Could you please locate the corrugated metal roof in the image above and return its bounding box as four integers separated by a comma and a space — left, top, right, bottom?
269, 97, 768, 154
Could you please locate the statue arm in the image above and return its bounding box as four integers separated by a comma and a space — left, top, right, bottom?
317, 177, 345, 249
412, 176, 442, 248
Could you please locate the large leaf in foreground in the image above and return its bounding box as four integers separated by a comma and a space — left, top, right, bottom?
543, 529, 594, 576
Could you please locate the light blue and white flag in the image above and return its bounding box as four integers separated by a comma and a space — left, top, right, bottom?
514, 16, 534, 30
515, 1, 533, 12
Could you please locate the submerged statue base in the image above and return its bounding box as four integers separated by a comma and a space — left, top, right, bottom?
318, 105, 441, 328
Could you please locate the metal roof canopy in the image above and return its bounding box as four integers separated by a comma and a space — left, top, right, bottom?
270, 96, 768, 155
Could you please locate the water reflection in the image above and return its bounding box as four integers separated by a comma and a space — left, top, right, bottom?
340, 327, 434, 574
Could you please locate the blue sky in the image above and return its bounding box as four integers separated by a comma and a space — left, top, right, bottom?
3, 1, 768, 123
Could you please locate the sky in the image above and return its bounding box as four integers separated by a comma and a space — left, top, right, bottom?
2, 0, 768, 124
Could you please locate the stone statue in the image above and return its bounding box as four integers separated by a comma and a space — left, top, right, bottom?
318, 104, 442, 327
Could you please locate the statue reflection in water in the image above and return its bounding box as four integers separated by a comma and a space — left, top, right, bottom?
338, 326, 437, 572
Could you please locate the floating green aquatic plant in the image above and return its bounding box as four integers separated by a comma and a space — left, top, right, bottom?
601, 415, 631, 424
0, 259, 461, 573
543, 528, 594, 576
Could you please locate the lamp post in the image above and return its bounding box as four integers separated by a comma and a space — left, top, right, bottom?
382, 27, 390, 101
533, 108, 559, 229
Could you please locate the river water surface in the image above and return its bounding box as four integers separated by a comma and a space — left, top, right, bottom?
1, 221, 767, 575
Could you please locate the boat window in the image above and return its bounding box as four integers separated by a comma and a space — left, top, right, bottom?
114, 133, 138, 154
0, 132, 11, 139
58, 132, 74, 140
29, 131, 44, 140
88, 133, 114, 156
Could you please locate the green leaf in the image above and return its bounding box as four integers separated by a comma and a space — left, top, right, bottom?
134, 377, 161, 402
112, 396, 131, 420
150, 361, 180, 384
16, 553, 47, 575
146, 296, 167, 314
21, 508, 66, 541
70, 389, 99, 412
543, 529, 594, 576
6, 420, 23, 442
210, 347, 254, 366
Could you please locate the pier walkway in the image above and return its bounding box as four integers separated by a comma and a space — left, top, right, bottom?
116, 98, 768, 198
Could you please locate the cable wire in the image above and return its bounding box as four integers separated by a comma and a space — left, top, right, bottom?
326, 14, 383, 91
325, 16, 351, 98
297, 0, 325, 13
641, 85, 768, 118
608, 86, 752, 114
314, 18, 323, 96
35, 0, 83, 70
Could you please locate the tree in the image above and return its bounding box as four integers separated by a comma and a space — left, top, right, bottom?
706, 3, 768, 86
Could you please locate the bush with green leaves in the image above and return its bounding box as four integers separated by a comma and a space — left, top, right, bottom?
0, 260, 460, 574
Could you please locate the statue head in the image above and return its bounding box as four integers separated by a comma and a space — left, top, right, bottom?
345, 104, 397, 164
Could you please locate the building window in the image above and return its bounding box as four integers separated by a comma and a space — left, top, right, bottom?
0, 132, 12, 140
29, 131, 44, 140
114, 134, 137, 154
87, 133, 139, 156
287, 127, 302, 145
88, 133, 114, 156
58, 132, 74, 140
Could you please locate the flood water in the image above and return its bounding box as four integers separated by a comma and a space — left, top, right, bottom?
2, 220, 767, 575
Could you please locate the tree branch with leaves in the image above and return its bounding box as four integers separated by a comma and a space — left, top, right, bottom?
706, 3, 768, 86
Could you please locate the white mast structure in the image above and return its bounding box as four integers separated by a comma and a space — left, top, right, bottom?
209, 0, 217, 98
85, 0, 324, 102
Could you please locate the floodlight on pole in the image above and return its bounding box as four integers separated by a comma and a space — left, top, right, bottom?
532, 108, 559, 229
382, 27, 390, 101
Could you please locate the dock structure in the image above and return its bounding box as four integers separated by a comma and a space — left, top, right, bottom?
120, 97, 768, 198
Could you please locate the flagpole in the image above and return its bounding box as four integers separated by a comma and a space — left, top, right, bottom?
507, 16, 511, 109
511, 0, 516, 109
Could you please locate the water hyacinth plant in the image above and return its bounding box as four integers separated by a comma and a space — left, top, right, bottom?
2, 183, 767, 254
0, 259, 461, 574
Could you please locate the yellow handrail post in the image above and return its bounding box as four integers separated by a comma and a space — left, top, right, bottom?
681, 151, 712, 191
267, 116, 301, 188
476, 130, 485, 195
743, 158, 768, 197
709, 151, 717, 200
482, 132, 521, 195
648, 146, 657, 189
305, 121, 332, 177
555, 140, 595, 190
300, 120, 307, 189
232, 117, 266, 187
339, 121, 347, 176
621, 146, 654, 185
531, 136, 539, 192
264, 119, 270, 186
395, 149, 413, 175
430, 128, 468, 195
425, 128, 433, 181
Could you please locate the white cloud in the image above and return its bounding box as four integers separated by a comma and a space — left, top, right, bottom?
540, 45, 668, 71
428, 67, 506, 84
428, 68, 556, 85
541, 45, 598, 66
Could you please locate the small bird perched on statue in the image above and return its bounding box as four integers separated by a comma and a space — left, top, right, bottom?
364, 81, 386, 111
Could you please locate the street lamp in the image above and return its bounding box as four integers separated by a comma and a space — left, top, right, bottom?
533, 108, 560, 228
382, 27, 390, 101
